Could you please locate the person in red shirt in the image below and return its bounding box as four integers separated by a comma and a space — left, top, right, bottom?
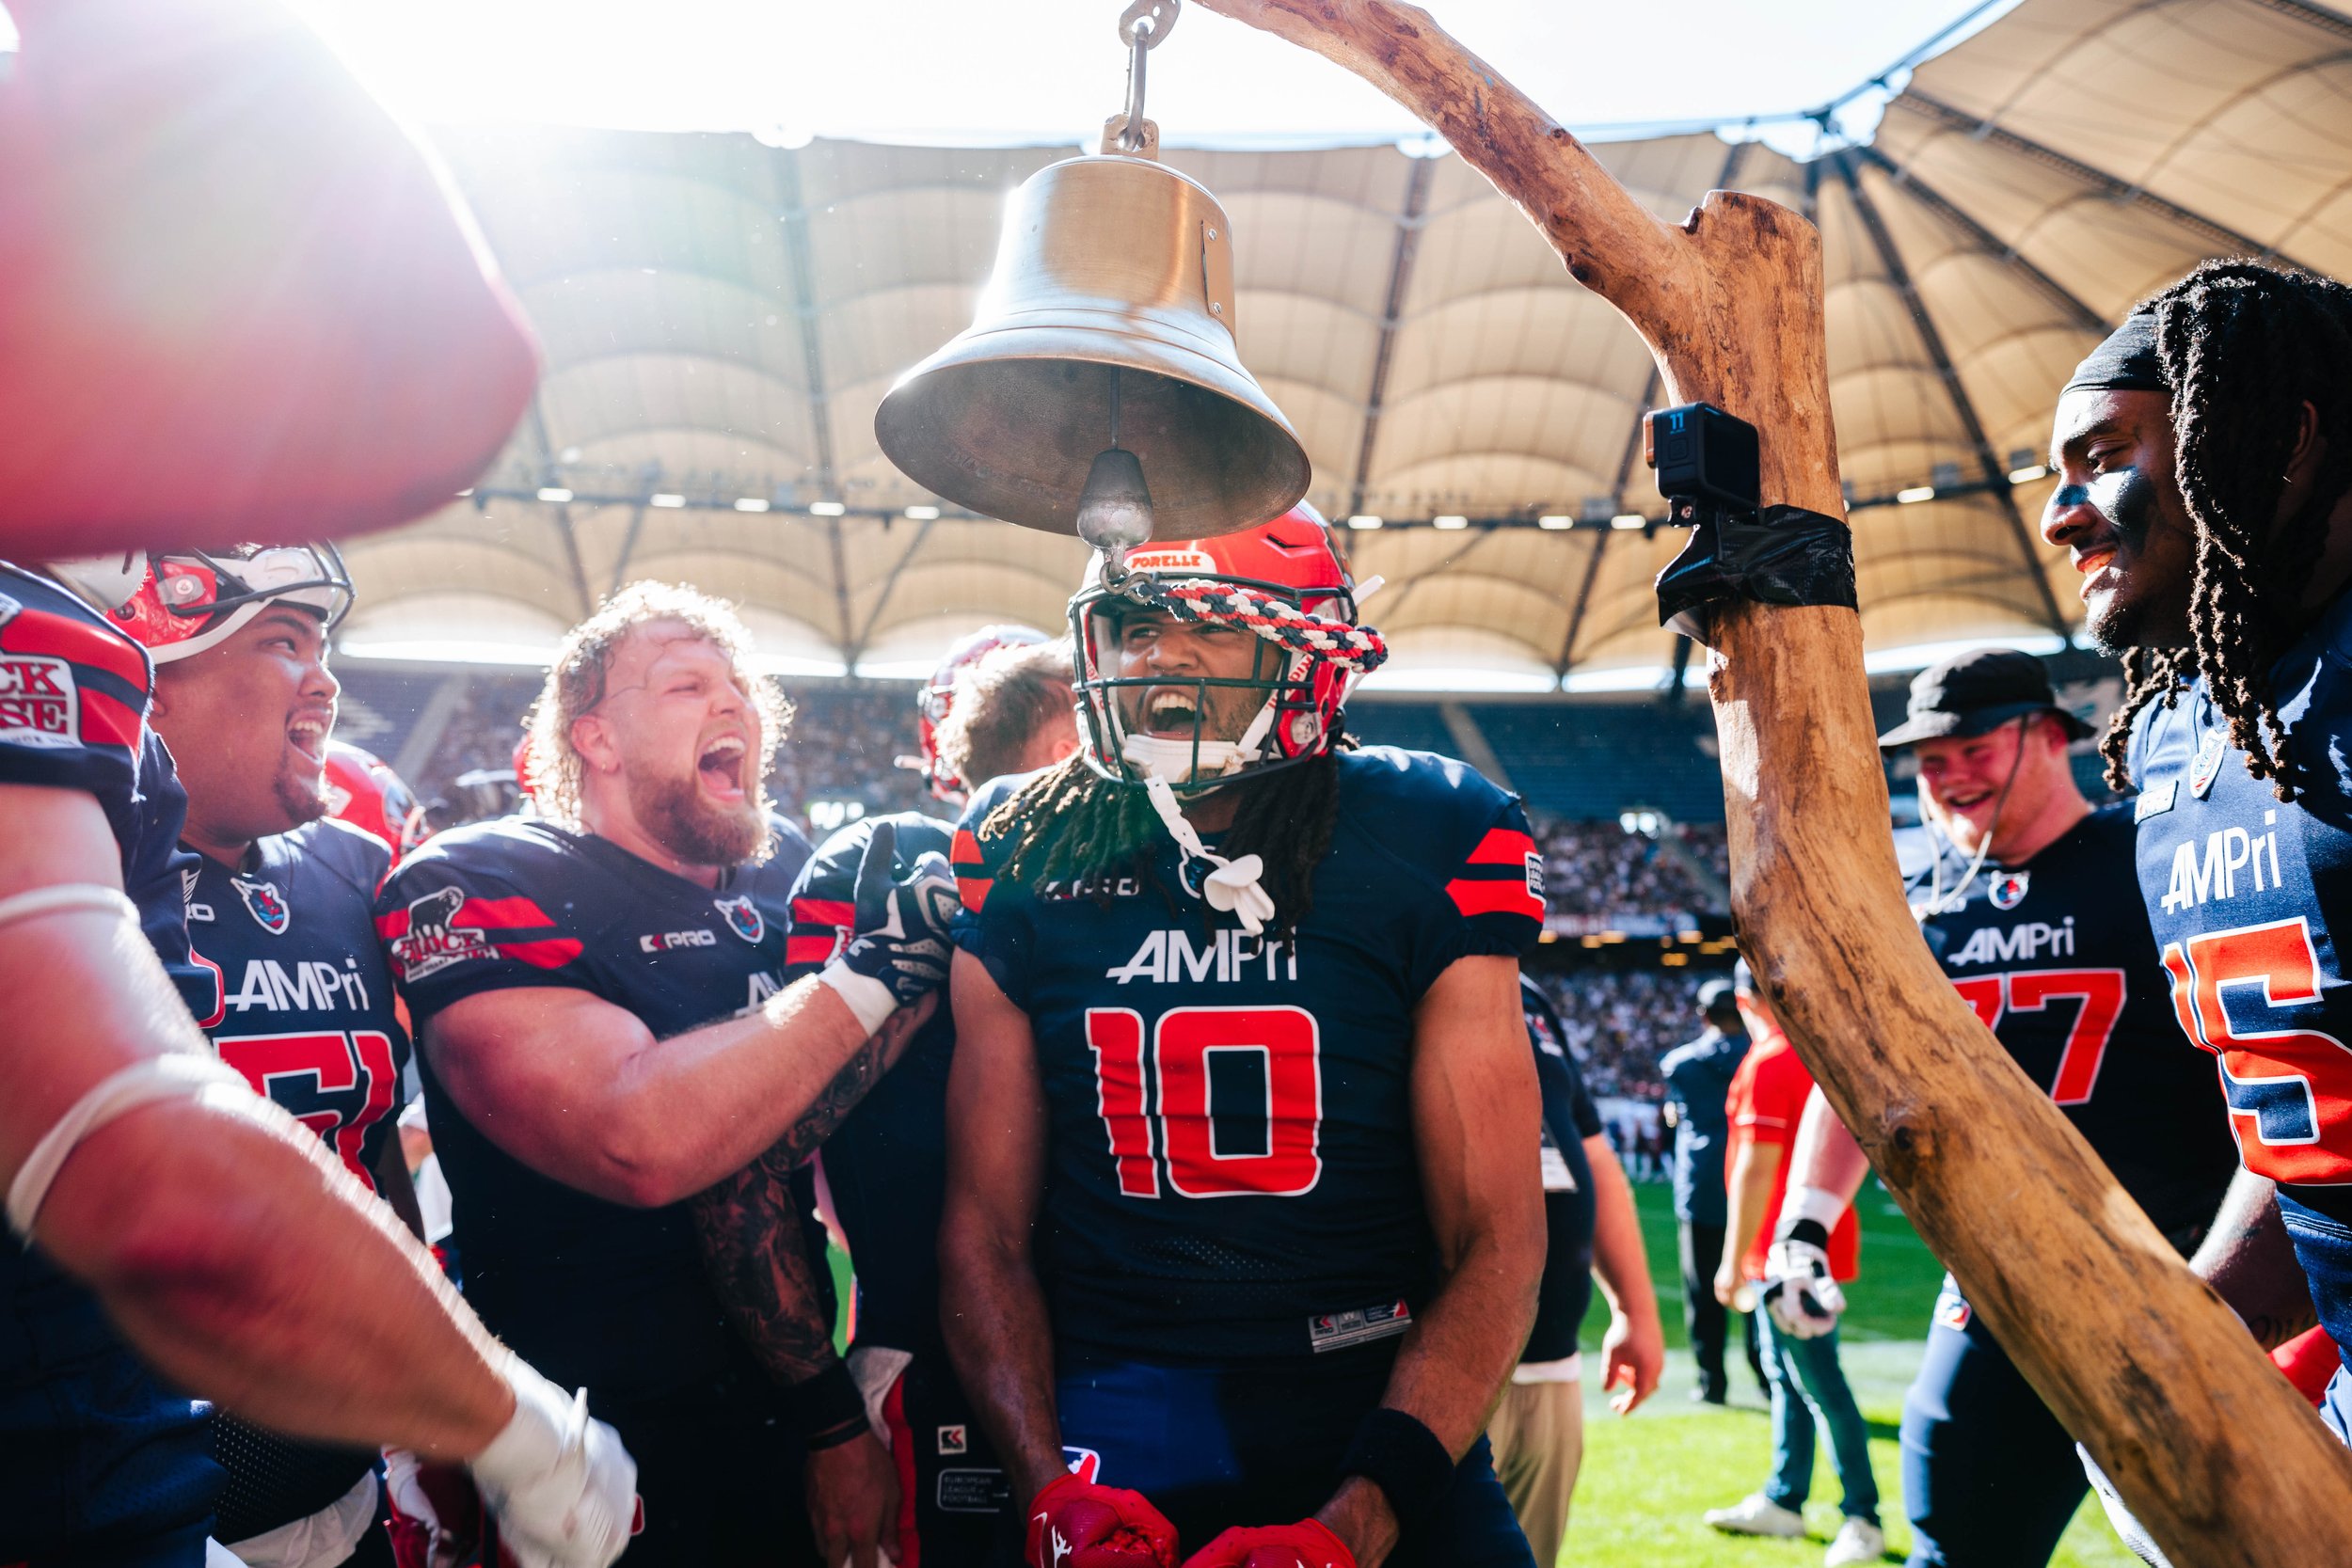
1704, 965, 1881, 1566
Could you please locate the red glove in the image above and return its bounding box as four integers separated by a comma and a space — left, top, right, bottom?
1181, 1521, 1357, 1568
1025, 1472, 1181, 1568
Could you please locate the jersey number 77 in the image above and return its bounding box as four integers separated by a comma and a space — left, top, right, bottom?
2160, 916, 2352, 1185
1085, 1006, 1324, 1199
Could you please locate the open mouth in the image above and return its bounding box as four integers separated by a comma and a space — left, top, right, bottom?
1938, 789, 1994, 813
1142, 689, 1203, 738
2073, 543, 2119, 600
286, 714, 330, 763
697, 735, 749, 800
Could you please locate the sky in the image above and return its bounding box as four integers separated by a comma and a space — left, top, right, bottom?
278, 0, 2018, 152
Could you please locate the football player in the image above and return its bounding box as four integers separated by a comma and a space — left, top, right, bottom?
115, 544, 454, 1561
323, 739, 433, 865
1495, 975, 1661, 1564
4, 548, 633, 1566
374, 579, 957, 1565
2039, 263, 2352, 1439
1759, 647, 2236, 1568
773, 627, 1075, 1567
940, 507, 1549, 1568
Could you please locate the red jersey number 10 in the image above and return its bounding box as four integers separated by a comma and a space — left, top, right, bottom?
1085, 1006, 1324, 1199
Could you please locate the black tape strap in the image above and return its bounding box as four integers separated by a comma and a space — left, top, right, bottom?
1655, 504, 1856, 648
789, 1359, 869, 1449
1339, 1407, 1455, 1532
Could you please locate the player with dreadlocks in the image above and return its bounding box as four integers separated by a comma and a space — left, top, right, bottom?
2041, 260, 2352, 1449
940, 505, 1549, 1568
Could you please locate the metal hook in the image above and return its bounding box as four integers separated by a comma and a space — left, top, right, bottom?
1117, 0, 1178, 152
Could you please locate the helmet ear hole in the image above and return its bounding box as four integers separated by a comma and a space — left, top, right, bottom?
1287, 711, 1321, 752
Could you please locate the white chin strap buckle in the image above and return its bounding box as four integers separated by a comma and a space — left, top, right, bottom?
1139, 776, 1275, 936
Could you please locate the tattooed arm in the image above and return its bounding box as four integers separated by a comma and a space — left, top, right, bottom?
691, 999, 931, 1568
2191, 1167, 2319, 1350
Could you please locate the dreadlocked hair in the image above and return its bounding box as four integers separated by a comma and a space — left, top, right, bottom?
977, 721, 1356, 941
2100, 645, 2196, 794
2099, 261, 2352, 800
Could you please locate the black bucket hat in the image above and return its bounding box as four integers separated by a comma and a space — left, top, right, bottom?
1877, 647, 2095, 752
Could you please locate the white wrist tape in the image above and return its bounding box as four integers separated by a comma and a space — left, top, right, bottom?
472, 1352, 578, 1490
0, 883, 138, 933
817, 961, 897, 1037
1779, 1184, 1849, 1234
7, 1053, 256, 1239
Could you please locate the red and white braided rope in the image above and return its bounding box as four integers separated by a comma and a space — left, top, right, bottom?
1133, 578, 1389, 672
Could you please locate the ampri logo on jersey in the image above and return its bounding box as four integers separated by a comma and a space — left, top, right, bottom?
1988, 870, 2030, 911
714, 895, 764, 944
232, 877, 292, 934
387, 887, 497, 981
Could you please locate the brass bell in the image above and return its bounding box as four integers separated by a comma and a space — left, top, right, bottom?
873, 151, 1311, 544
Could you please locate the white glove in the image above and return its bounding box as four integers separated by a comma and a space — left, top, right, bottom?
1759, 1219, 1847, 1339
2079, 1443, 2176, 1567
469, 1354, 638, 1568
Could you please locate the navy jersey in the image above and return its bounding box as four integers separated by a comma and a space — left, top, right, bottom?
0, 565, 220, 1556
377, 817, 821, 1402
785, 811, 960, 1356
193, 817, 416, 1537
1905, 808, 2237, 1237
953, 747, 1546, 1364
2132, 590, 2352, 1360
1520, 978, 1601, 1364
194, 818, 412, 1189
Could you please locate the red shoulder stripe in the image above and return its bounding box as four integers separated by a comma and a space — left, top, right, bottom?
957, 874, 993, 914
1465, 827, 1536, 866
1447, 877, 1543, 922
951, 829, 986, 867
0, 604, 150, 693
460, 895, 560, 931
79, 687, 144, 752
498, 936, 586, 970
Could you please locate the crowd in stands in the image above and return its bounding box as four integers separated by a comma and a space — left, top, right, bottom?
1531, 969, 1705, 1106
1535, 819, 1724, 925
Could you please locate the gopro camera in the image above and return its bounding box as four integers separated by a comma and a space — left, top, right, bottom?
1644, 403, 1761, 517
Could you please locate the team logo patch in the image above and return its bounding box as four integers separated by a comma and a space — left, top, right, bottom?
1059, 1447, 1102, 1485
2191, 729, 2228, 799
1932, 1279, 1972, 1333
0, 648, 79, 750
389, 887, 496, 981
938, 1424, 968, 1456
1524, 850, 1545, 900
1308, 1299, 1414, 1354
233, 877, 292, 934
1987, 871, 2029, 911
714, 895, 764, 944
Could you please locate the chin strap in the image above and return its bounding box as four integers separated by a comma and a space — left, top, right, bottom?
1140, 775, 1275, 936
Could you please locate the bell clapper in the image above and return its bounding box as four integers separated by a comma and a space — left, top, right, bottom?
1077, 367, 1157, 579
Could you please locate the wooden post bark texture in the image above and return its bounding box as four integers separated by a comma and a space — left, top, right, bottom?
1195, 1, 2352, 1560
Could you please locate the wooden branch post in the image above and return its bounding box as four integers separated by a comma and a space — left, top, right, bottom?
1196, 1, 2352, 1560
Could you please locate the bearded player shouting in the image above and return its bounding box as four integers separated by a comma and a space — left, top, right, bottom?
2041, 261, 2352, 1440
377, 581, 954, 1563
940, 508, 1548, 1568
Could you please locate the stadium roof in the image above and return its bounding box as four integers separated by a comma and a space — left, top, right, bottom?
340, 0, 2352, 688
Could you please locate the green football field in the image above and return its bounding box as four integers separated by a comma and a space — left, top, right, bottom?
1562, 1179, 2135, 1568
828, 1180, 2137, 1566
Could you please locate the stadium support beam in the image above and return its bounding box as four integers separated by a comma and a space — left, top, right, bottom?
608, 504, 646, 596
1554, 358, 1661, 676
1892, 91, 2314, 273
1851, 145, 2105, 337
1346, 156, 1436, 520
1834, 151, 2071, 638
1197, 3, 2352, 1558
850, 516, 936, 661
778, 147, 843, 504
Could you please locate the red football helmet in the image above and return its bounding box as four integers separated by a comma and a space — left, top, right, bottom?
914, 623, 1051, 802
1070, 503, 1378, 793
54, 543, 353, 663
322, 740, 430, 863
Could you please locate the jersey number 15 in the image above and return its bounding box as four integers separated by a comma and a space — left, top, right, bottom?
1085, 1006, 1323, 1199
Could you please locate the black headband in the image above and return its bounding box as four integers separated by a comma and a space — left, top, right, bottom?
2064, 310, 2167, 395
